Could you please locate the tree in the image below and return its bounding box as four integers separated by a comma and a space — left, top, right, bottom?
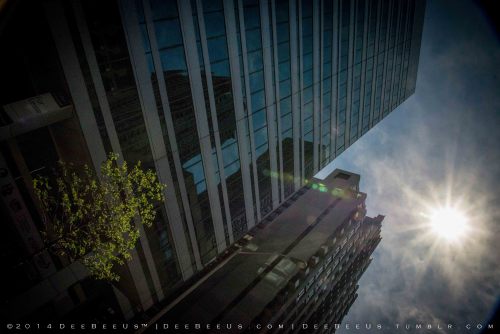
33, 154, 165, 281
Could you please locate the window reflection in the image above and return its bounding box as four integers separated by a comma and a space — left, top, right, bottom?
159, 47, 188, 71
155, 19, 183, 48
200, 0, 248, 240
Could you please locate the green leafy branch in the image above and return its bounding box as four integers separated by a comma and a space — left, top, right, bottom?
33, 153, 165, 281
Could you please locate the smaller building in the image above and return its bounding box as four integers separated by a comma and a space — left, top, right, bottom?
148, 169, 383, 333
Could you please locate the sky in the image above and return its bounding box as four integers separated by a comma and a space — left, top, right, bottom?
316, 0, 500, 332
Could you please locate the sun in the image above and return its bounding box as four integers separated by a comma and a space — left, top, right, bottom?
429, 206, 469, 241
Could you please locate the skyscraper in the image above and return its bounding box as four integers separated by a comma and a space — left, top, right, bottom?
145, 169, 383, 333
0, 0, 424, 322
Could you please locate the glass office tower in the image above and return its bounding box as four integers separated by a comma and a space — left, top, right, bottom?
0, 0, 424, 322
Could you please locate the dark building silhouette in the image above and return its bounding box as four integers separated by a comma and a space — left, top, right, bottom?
0, 0, 423, 323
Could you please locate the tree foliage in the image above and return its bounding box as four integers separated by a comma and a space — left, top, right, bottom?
33, 154, 165, 281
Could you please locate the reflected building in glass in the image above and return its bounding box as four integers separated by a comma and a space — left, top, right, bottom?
0, 0, 424, 322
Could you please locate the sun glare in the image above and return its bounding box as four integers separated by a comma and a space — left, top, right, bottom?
429, 207, 469, 241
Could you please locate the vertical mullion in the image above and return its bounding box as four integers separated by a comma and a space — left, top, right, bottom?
44, 1, 106, 173
357, 0, 370, 137
312, 0, 320, 174
378, 0, 394, 123
368, 0, 382, 128
195, 0, 234, 244
387, 0, 402, 114
319, 0, 324, 167
260, 0, 280, 210
224, 0, 257, 229
298, 0, 304, 183
119, 0, 194, 281
343, 0, 355, 148
330, 0, 339, 161
177, 0, 226, 254
142, 0, 203, 271
237, 0, 262, 223
71, 0, 123, 159
289, 0, 301, 190
271, 0, 286, 202
395, 0, 411, 105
